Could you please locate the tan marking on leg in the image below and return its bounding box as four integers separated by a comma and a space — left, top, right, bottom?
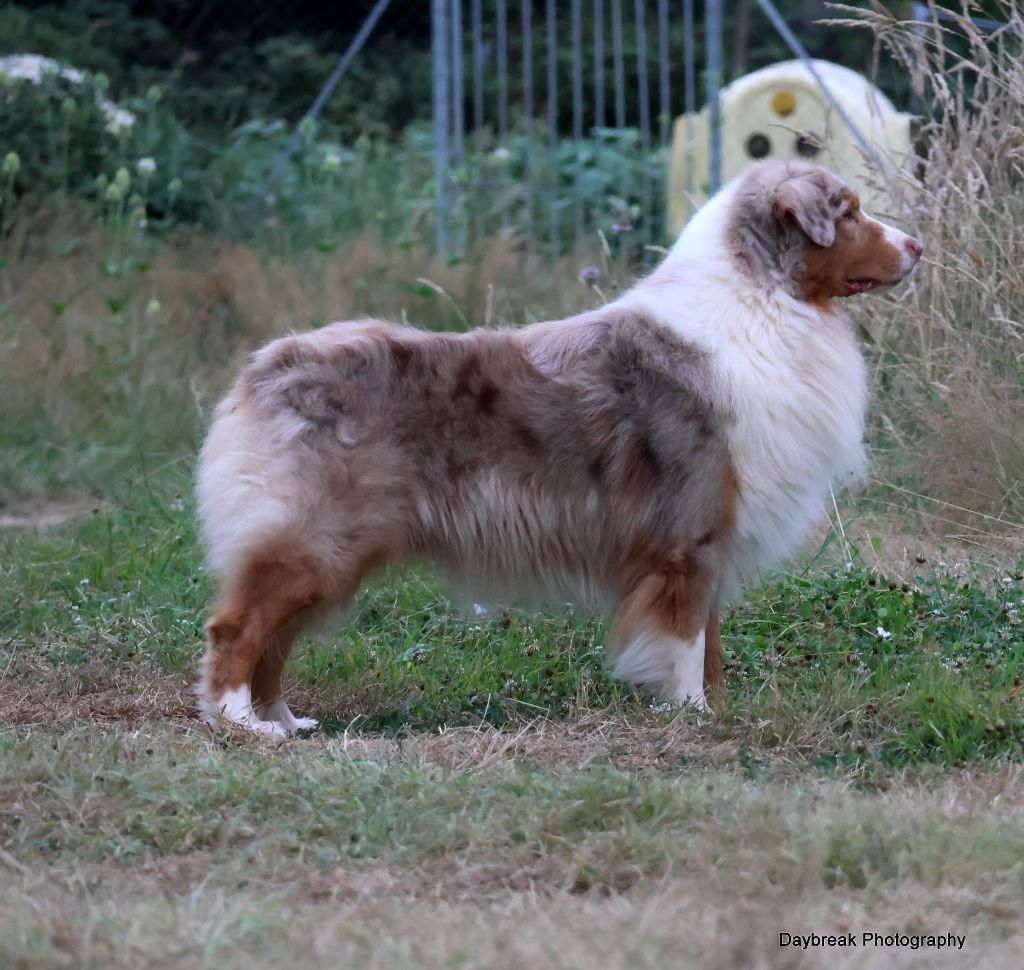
607, 557, 716, 706
703, 606, 725, 697
198, 551, 324, 730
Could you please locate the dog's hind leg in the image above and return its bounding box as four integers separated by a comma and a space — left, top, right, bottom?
250, 608, 325, 732
197, 550, 326, 737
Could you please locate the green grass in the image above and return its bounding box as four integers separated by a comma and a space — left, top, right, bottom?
3, 463, 1022, 766
2, 430, 1022, 970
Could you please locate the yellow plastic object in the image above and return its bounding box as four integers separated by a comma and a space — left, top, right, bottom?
771, 90, 797, 116
666, 59, 917, 235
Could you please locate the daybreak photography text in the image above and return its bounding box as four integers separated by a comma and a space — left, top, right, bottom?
779, 932, 966, 951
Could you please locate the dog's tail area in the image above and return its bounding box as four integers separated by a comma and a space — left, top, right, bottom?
196, 389, 299, 584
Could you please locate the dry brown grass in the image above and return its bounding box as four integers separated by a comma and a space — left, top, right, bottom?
834, 2, 1024, 531
0, 204, 609, 433
3, 716, 1024, 969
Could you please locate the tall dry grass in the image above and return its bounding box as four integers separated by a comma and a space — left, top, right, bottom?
0, 200, 616, 495
835, 2, 1024, 529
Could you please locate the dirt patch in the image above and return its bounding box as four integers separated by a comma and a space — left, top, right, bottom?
319, 711, 730, 773
0, 497, 100, 530
0, 655, 194, 726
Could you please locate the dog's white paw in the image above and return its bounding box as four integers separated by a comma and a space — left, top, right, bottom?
248, 717, 289, 738
256, 699, 319, 733
289, 716, 319, 731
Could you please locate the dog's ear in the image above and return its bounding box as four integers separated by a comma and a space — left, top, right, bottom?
773, 174, 835, 248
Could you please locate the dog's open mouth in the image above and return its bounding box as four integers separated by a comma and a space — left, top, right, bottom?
844, 277, 897, 295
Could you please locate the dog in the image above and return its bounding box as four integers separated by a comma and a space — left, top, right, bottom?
195, 160, 922, 735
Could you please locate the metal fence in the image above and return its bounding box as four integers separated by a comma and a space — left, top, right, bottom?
423, 0, 868, 257
129, 0, 920, 258
430, 0, 699, 256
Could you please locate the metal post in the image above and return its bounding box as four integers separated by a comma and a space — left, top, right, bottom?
611, 0, 626, 201
497, 0, 509, 225
706, 0, 723, 192
572, 0, 584, 240
257, 0, 393, 208
546, 0, 559, 251
657, 0, 670, 147
451, 0, 464, 162
472, 0, 484, 150
521, 0, 534, 243
634, 0, 651, 241
497, 0, 508, 139
611, 0, 626, 131
683, 0, 695, 200
471, 0, 483, 236
432, 0, 451, 253
594, 0, 605, 131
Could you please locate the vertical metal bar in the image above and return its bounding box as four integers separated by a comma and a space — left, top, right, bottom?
634, 0, 651, 242
572, 0, 584, 241
546, 0, 559, 252
611, 0, 626, 203
472, 0, 484, 150
657, 0, 669, 147
432, 0, 451, 254
497, 0, 508, 139
256, 0, 394, 207
497, 0, 508, 225
451, 0, 464, 162
594, 0, 605, 131
611, 0, 626, 131
707, 0, 724, 192
521, 0, 534, 243
683, 0, 695, 199
471, 0, 483, 236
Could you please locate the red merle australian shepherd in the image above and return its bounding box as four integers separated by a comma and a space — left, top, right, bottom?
195, 160, 923, 735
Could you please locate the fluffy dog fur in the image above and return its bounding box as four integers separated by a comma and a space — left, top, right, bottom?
195, 160, 922, 735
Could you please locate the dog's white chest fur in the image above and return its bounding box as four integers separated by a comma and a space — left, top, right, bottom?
622, 185, 868, 590
714, 299, 866, 582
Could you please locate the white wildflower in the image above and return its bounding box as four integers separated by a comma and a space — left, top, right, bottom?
136, 157, 156, 179
102, 103, 135, 135
0, 56, 134, 132
875, 626, 892, 640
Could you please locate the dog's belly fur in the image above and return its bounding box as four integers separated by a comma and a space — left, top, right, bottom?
209, 310, 735, 606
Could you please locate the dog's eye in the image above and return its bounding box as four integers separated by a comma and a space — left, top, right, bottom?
843, 210, 857, 222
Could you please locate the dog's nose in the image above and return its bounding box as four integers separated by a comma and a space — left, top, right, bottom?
905, 237, 923, 259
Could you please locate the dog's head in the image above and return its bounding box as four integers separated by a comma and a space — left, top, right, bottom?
727, 161, 923, 308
